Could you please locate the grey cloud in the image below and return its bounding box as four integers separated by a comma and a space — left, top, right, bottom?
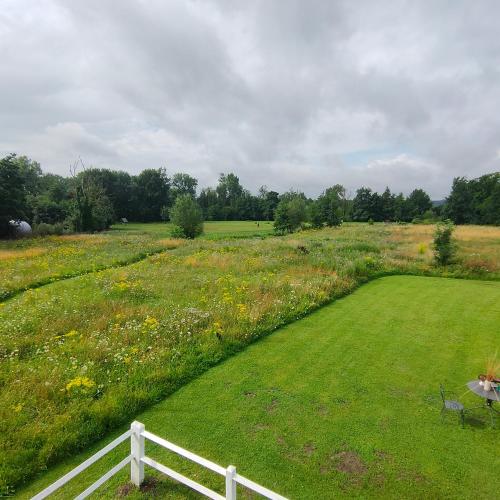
1, 0, 499, 198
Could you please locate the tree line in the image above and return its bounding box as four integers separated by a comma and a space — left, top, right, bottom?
0, 153, 498, 237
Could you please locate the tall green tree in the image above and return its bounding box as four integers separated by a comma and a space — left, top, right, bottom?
406, 188, 432, 219
71, 175, 114, 232
317, 185, 344, 226
132, 168, 170, 221
0, 154, 28, 236
257, 186, 280, 221
198, 187, 220, 220
171, 173, 198, 201
274, 191, 307, 234
380, 187, 396, 221
445, 173, 499, 225
352, 187, 374, 221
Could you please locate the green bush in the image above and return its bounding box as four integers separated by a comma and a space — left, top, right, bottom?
33, 222, 66, 236
433, 220, 456, 265
169, 194, 203, 238
170, 225, 186, 238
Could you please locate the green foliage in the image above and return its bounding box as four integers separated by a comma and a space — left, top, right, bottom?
169, 194, 204, 238
353, 186, 434, 223
132, 168, 170, 222
0, 154, 27, 237
273, 192, 307, 234
317, 185, 344, 226
406, 188, 432, 219
71, 180, 115, 232
307, 201, 323, 229
32, 222, 66, 236
433, 220, 456, 265
445, 173, 500, 225
352, 187, 373, 222
171, 173, 198, 202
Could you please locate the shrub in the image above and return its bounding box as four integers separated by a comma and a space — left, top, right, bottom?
170, 225, 186, 238
433, 220, 456, 265
417, 243, 427, 255
33, 222, 66, 236
169, 194, 203, 239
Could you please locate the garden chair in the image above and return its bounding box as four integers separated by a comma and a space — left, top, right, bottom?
440, 384, 465, 428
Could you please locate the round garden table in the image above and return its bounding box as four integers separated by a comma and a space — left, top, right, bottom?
466, 380, 499, 427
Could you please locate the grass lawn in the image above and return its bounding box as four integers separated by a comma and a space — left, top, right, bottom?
20, 276, 500, 499
110, 220, 274, 239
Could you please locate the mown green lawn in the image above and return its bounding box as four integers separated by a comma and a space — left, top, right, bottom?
20, 276, 500, 499
110, 220, 274, 239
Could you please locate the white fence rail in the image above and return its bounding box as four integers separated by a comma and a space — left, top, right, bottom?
32, 421, 287, 500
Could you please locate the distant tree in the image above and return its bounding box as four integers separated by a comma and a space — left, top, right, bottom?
308, 200, 323, 229
274, 191, 307, 234
352, 187, 373, 222
317, 185, 344, 226
479, 176, 500, 225
215, 173, 245, 220
171, 173, 198, 201
393, 193, 410, 222
76, 168, 133, 221
445, 173, 499, 225
14, 156, 42, 197
380, 187, 396, 221
169, 194, 204, 238
370, 192, 384, 222
198, 187, 219, 220
0, 154, 28, 237
406, 189, 432, 220
132, 168, 170, 221
70, 171, 114, 232
445, 177, 472, 224
258, 186, 280, 221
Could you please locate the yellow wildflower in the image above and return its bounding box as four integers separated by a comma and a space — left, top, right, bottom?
143, 316, 159, 329
114, 281, 131, 291
66, 376, 96, 392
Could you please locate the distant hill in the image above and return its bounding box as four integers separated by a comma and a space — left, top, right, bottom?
432, 199, 446, 207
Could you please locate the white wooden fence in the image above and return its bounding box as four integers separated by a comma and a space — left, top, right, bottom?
32, 421, 287, 500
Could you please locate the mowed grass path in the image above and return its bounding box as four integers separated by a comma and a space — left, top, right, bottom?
21, 276, 500, 499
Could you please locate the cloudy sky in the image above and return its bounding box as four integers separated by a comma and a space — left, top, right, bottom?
1, 1, 499, 198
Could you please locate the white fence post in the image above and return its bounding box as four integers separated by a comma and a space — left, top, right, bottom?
130, 421, 145, 487
226, 465, 237, 500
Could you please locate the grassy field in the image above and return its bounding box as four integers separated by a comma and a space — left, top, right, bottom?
110, 220, 274, 239
19, 276, 500, 499
0, 221, 272, 300
1, 222, 499, 494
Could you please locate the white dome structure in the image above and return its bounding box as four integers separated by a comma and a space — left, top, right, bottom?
9, 220, 32, 237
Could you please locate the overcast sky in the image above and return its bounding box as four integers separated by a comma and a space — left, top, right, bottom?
1, 1, 499, 198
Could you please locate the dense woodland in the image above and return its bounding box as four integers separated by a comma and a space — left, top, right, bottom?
0, 153, 498, 237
